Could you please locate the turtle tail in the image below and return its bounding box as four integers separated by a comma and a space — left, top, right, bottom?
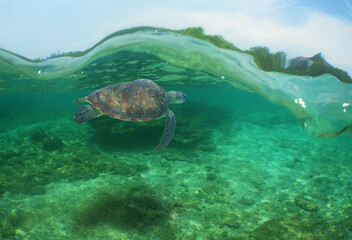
74, 104, 102, 124
73, 97, 86, 103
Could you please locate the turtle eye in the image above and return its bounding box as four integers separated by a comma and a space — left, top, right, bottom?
176, 92, 183, 100
174, 91, 186, 103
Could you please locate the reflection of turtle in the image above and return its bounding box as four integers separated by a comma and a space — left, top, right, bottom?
73, 79, 187, 151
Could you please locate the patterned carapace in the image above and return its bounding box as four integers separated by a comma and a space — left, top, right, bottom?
86, 79, 168, 121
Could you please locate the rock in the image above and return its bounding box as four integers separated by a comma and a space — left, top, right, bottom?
294, 195, 318, 212
206, 172, 217, 181
0, 150, 21, 161
286, 160, 296, 168
76, 185, 170, 229
250, 219, 289, 240
0, 183, 5, 196
239, 196, 256, 206
30, 128, 47, 142
30, 128, 64, 151
286, 157, 300, 168
223, 218, 241, 229
42, 136, 63, 151
198, 144, 217, 152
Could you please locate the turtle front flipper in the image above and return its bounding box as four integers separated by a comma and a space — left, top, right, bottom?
156, 109, 176, 152
74, 104, 103, 124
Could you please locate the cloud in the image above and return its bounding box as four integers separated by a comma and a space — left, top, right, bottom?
0, 0, 351, 76
102, 5, 352, 75
345, 0, 352, 18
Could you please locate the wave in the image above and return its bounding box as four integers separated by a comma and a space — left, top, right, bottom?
0, 26, 352, 138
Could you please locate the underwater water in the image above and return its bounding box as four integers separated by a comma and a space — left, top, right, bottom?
0, 27, 352, 239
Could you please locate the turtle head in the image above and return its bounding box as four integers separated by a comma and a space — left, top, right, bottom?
167, 91, 187, 104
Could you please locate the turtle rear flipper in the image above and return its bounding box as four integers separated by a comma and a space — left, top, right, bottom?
74, 104, 102, 124
156, 109, 176, 152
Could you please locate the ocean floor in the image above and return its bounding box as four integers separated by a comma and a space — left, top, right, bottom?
0, 88, 352, 240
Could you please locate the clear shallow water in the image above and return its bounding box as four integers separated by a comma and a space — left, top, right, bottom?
0, 27, 352, 239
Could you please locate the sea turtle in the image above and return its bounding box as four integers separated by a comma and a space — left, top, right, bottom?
73, 79, 187, 152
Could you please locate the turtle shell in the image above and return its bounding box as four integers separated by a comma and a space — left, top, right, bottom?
86, 79, 168, 121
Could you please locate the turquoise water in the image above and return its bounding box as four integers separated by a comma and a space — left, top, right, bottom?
1, 27, 352, 239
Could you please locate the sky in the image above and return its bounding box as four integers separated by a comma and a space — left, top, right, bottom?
0, 0, 351, 75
